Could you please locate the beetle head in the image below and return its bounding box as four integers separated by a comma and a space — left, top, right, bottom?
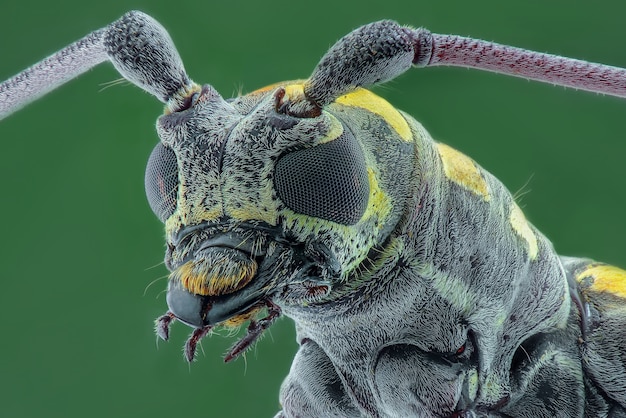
145, 78, 407, 356
108, 12, 416, 358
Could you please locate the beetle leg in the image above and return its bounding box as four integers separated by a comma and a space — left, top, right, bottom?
224, 300, 282, 363
155, 311, 176, 341
184, 325, 213, 362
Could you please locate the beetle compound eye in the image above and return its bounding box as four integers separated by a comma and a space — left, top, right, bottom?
274, 128, 369, 225
455, 344, 466, 355
145, 143, 179, 222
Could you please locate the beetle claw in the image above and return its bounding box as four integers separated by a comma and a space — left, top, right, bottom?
184, 326, 212, 362
154, 301, 281, 363
155, 311, 176, 341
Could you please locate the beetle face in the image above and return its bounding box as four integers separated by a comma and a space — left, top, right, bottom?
146, 83, 408, 337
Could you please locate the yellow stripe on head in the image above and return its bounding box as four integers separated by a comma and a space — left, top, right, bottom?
336, 88, 413, 142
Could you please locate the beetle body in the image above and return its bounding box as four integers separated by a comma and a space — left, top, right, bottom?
2, 11, 626, 418
289, 93, 626, 417
247, 85, 626, 417
149, 77, 626, 416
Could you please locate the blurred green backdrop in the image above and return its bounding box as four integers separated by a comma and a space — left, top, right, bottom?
1, 0, 625, 417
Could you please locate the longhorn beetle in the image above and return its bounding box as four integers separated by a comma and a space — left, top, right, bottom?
1, 11, 626, 417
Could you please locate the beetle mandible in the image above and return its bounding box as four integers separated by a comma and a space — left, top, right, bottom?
1, 10, 626, 417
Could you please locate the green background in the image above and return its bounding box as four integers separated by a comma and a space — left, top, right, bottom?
1, 0, 625, 417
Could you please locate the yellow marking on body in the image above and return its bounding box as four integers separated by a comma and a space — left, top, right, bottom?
163, 175, 223, 230
188, 205, 223, 224
284, 84, 306, 102
222, 309, 260, 327
363, 168, 391, 225
164, 208, 222, 241
335, 88, 413, 142
249, 82, 282, 95
227, 205, 278, 226
416, 261, 477, 315
164, 205, 223, 236
509, 203, 538, 260
467, 369, 479, 403
317, 112, 344, 144
249, 80, 306, 96
164, 215, 182, 237
576, 264, 626, 299
479, 374, 511, 405
436, 143, 490, 201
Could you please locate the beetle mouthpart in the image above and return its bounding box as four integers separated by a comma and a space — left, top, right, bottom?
155, 300, 281, 363
155, 237, 336, 362
223, 300, 282, 363
155, 311, 176, 341
170, 248, 258, 296
184, 326, 213, 362
164, 243, 283, 330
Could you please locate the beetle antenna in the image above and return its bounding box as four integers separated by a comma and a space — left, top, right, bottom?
417, 31, 626, 98
0, 29, 107, 119
0, 10, 198, 120
304, 21, 626, 107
